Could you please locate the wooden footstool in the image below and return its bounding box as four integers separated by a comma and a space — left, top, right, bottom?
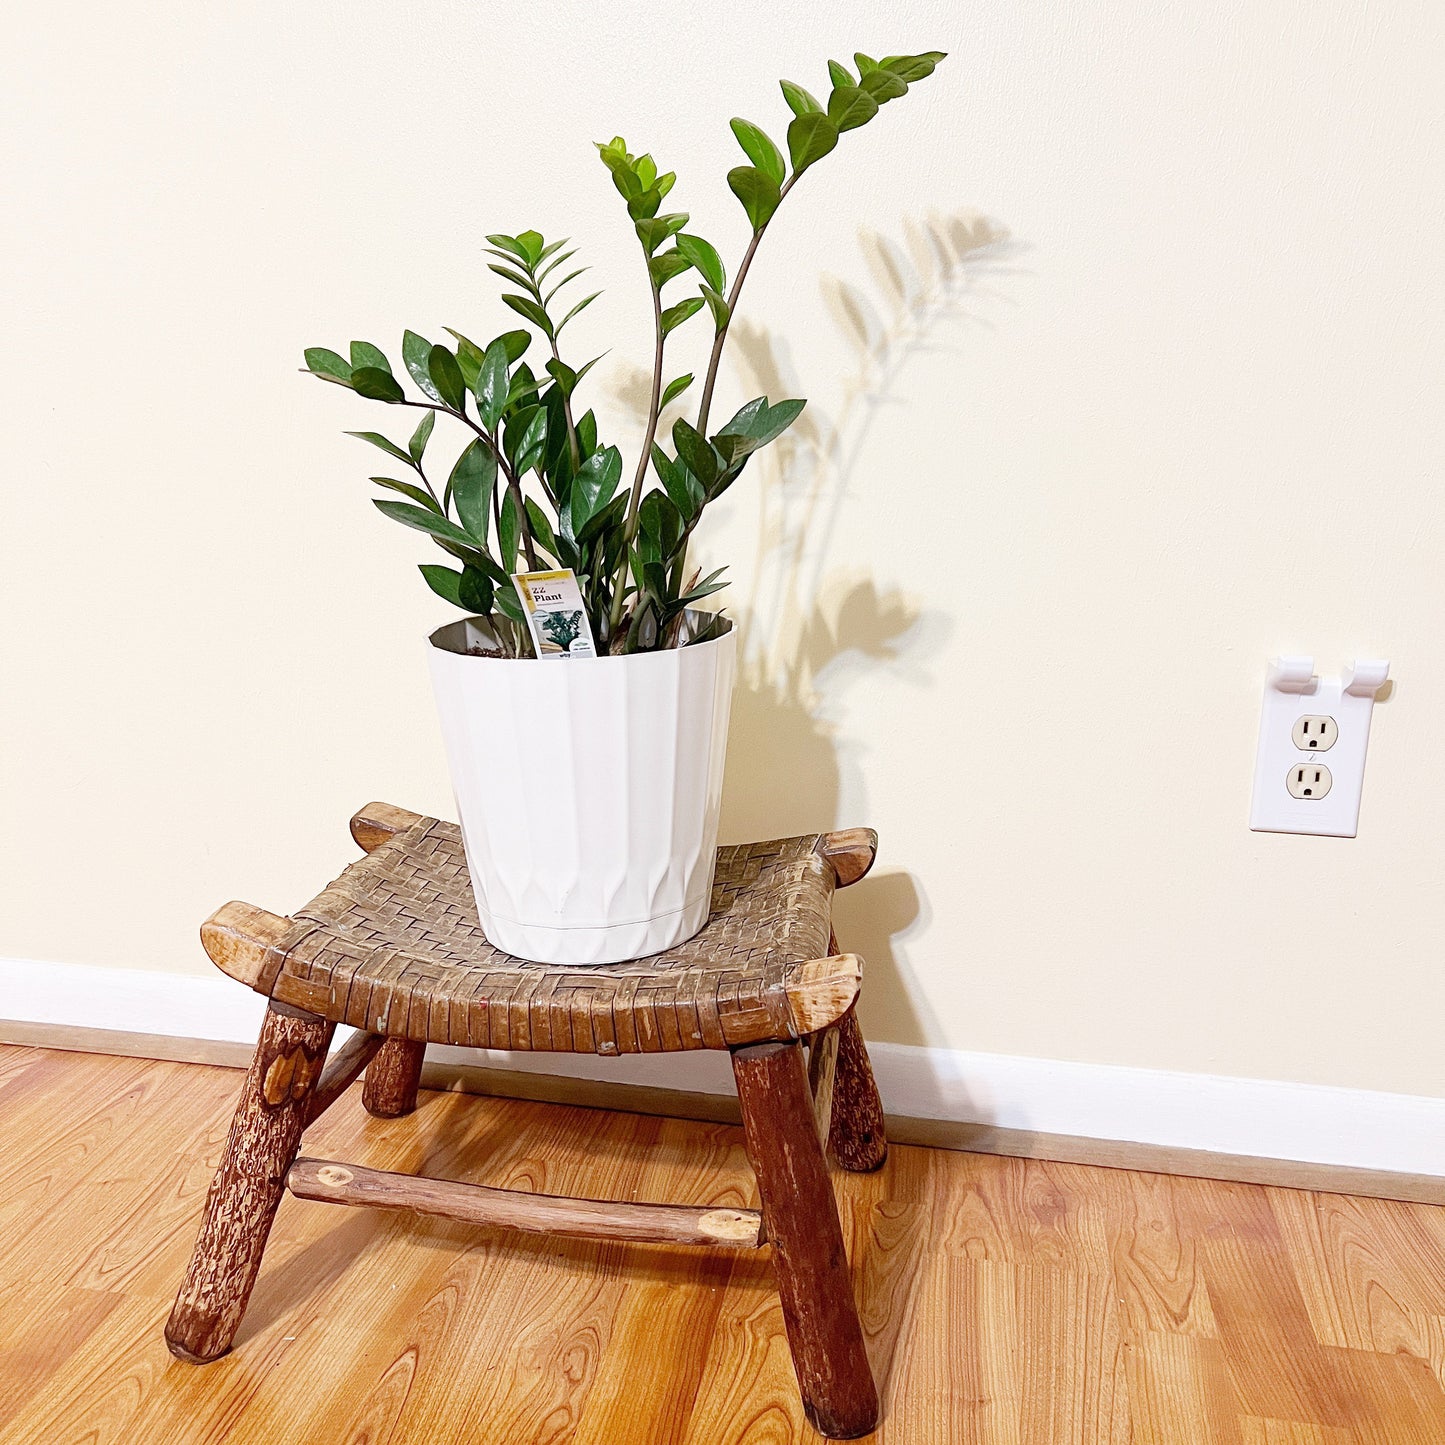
167, 802, 889, 1439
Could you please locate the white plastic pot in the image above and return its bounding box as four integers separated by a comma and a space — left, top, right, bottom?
427, 613, 736, 965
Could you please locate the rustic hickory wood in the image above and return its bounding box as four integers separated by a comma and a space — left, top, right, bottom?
733, 1039, 880, 1438
163, 1002, 334, 1363
361, 1038, 427, 1118
163, 803, 887, 1437
9, 1045, 1445, 1444
287, 1156, 765, 1247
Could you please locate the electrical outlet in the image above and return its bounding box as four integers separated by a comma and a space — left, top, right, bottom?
1291, 715, 1337, 751
1285, 763, 1332, 800
1249, 657, 1388, 838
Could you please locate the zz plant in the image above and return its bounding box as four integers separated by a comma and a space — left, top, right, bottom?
304, 49, 945, 655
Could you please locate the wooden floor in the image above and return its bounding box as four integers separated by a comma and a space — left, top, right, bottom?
2, 1046, 1445, 1443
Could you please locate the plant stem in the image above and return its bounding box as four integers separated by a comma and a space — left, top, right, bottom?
607, 283, 666, 638
695, 175, 797, 439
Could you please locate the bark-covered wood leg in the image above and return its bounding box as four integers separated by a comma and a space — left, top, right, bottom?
828, 1010, 888, 1173
732, 1039, 878, 1439
165, 1001, 334, 1363
362, 1038, 427, 1118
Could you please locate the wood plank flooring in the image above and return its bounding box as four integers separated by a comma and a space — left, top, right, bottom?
1, 1043, 1444, 1443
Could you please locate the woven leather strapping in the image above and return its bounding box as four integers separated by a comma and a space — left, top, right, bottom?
257, 817, 838, 1054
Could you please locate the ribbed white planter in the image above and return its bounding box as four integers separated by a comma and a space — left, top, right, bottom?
428, 613, 736, 965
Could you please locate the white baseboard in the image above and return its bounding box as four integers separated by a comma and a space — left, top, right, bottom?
3, 955, 1442, 1179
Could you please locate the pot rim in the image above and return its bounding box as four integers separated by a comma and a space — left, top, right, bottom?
428, 608, 734, 665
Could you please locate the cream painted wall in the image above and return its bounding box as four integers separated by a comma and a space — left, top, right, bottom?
3, 2, 1442, 1096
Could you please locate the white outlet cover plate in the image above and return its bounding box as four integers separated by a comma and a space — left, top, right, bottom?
1249, 658, 1386, 838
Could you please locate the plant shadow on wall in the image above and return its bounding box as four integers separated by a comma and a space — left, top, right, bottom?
614, 210, 1023, 1048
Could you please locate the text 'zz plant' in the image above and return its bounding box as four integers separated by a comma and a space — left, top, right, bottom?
304, 49, 945, 657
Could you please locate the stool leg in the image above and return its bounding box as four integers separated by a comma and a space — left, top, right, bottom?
828, 1011, 888, 1173
732, 1039, 878, 1439
362, 1038, 427, 1118
166, 1001, 333, 1363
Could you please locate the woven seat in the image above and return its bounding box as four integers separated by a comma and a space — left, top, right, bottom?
202, 804, 875, 1054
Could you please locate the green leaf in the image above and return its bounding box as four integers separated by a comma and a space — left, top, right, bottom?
828, 84, 879, 133
714, 396, 807, 462
878, 50, 947, 80
449, 439, 496, 543
515, 230, 545, 265
660, 297, 704, 336
647, 250, 692, 287
501, 293, 555, 339
408, 410, 435, 464
679, 566, 729, 603
402, 330, 440, 401
525, 499, 559, 558
729, 119, 785, 187
880, 51, 946, 83
786, 113, 839, 175
373, 499, 477, 548
498, 329, 532, 363
350, 367, 405, 403
636, 489, 682, 563
861, 68, 908, 104
661, 373, 694, 407
543, 266, 589, 304
653, 445, 705, 519
442, 329, 484, 390
626, 187, 662, 221
371, 476, 440, 512
487, 260, 539, 293
700, 283, 730, 331
476, 337, 510, 431
556, 291, 600, 333
726, 166, 781, 231
498, 489, 520, 572
827, 59, 854, 88
536, 247, 578, 283
634, 212, 689, 255
674, 234, 725, 293
426, 345, 466, 412
566, 444, 623, 539
485, 232, 530, 262
350, 341, 391, 375
407, 407, 433, 462
493, 582, 525, 625
780, 79, 824, 117
458, 565, 495, 615
303, 347, 354, 385
546, 358, 577, 395
672, 419, 718, 488
345, 430, 411, 464
576, 409, 598, 457
506, 365, 541, 410
419, 563, 465, 608
853, 52, 880, 72
514, 407, 549, 474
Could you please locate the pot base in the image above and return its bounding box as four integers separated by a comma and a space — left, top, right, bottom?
480, 893, 712, 966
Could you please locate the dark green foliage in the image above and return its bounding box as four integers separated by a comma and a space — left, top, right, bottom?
303, 48, 945, 653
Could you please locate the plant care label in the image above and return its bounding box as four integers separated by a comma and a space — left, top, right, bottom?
512, 569, 598, 659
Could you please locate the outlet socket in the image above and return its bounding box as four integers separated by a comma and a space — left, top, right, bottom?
1291, 715, 1337, 751
1285, 763, 1332, 799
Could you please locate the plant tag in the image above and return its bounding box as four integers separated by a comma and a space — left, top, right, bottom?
511, 569, 598, 659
